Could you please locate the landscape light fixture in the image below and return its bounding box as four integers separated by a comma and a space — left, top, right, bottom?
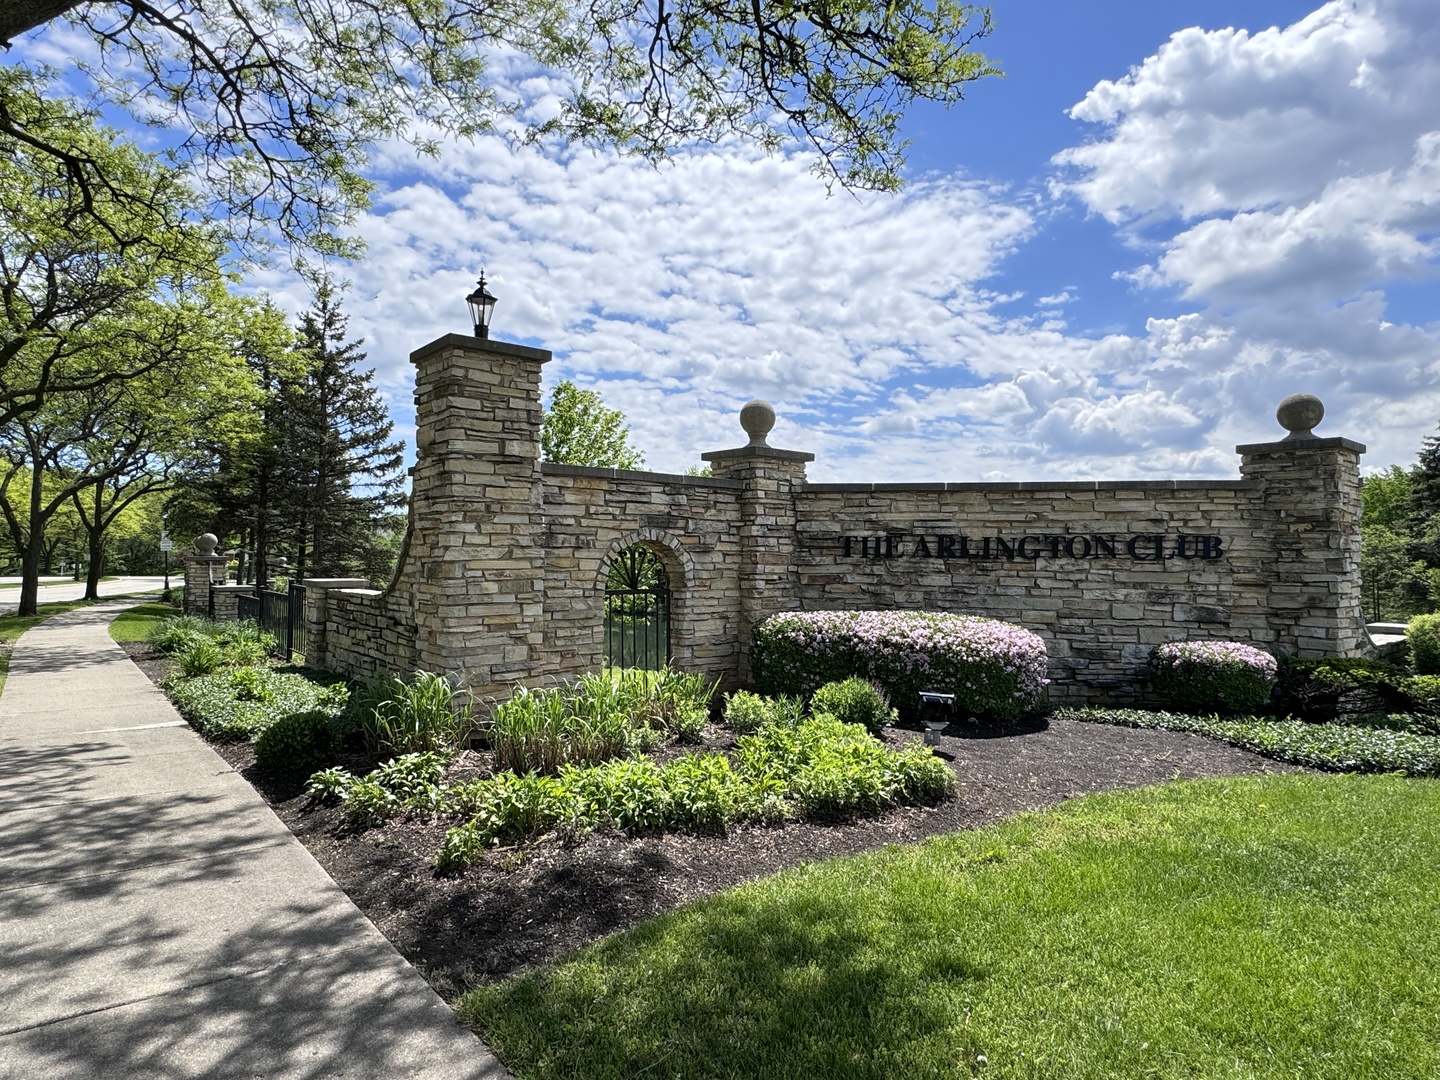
466, 272, 497, 339
919, 690, 957, 746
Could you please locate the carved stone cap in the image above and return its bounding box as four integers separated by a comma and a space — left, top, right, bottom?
1277, 393, 1324, 440
1236, 436, 1367, 456
701, 398, 814, 462
192, 533, 219, 556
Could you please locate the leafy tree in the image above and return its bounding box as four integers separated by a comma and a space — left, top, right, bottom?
2, 0, 998, 254
542, 381, 646, 470
0, 74, 225, 432
0, 284, 270, 613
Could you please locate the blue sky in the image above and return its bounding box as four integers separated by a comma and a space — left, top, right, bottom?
23, 0, 1440, 481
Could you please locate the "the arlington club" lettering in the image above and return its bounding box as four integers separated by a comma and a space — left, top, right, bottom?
840, 532, 1225, 562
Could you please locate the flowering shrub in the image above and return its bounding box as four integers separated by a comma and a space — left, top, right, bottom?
751, 611, 1049, 722
1149, 641, 1277, 715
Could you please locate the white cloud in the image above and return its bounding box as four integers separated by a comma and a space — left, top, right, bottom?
231, 1, 1440, 483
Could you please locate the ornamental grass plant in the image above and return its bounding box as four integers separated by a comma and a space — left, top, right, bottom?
751, 610, 1049, 722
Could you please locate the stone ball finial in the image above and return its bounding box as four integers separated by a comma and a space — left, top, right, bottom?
1276, 393, 1324, 440
739, 399, 776, 447
193, 533, 219, 556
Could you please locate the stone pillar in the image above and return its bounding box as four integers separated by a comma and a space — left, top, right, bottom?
702, 400, 814, 683
407, 333, 551, 698
209, 583, 256, 622
299, 577, 372, 670
1237, 394, 1368, 657
181, 533, 229, 617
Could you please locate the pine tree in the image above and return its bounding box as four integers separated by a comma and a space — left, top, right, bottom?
283, 281, 406, 580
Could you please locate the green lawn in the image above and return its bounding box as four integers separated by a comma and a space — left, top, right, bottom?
108, 602, 179, 643
461, 774, 1440, 1079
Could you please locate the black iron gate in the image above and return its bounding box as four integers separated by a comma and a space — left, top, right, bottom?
604, 546, 670, 670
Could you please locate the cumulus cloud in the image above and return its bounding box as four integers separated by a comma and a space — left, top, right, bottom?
243, 0, 1440, 483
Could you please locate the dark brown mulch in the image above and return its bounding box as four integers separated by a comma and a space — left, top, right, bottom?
122, 640, 1304, 1002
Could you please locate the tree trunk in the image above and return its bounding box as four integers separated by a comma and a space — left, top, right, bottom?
17, 461, 45, 616
82, 484, 104, 600
0, 0, 79, 47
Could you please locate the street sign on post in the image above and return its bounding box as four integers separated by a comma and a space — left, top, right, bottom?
159, 539, 174, 552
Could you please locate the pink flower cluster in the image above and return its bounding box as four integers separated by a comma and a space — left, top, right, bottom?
761, 610, 1050, 698
1152, 640, 1278, 682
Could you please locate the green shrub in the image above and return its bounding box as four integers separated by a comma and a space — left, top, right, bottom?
219, 639, 269, 668
177, 639, 223, 677
490, 683, 631, 775
810, 678, 895, 736
303, 751, 451, 825
253, 709, 338, 771
723, 690, 772, 734
434, 709, 956, 873
1149, 641, 1277, 715
1407, 614, 1440, 675
751, 611, 1048, 722
306, 766, 356, 804
356, 670, 472, 755
1273, 657, 1411, 721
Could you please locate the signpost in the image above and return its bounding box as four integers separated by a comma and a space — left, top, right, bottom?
160, 530, 173, 591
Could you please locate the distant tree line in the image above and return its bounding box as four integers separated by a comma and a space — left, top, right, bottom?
1361, 427, 1440, 621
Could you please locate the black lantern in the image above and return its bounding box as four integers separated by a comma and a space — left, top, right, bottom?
466, 272, 497, 339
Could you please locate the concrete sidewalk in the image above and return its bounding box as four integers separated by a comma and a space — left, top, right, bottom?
0, 601, 507, 1080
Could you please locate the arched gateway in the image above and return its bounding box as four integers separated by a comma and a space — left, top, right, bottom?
284, 334, 1370, 706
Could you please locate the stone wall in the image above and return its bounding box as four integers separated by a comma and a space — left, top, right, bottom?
537, 464, 746, 687
274, 333, 1369, 707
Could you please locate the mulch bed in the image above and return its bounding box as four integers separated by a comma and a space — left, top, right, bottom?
122, 642, 1304, 1001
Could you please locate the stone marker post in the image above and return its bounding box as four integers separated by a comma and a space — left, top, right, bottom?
702, 400, 814, 683
181, 533, 230, 617
1238, 393, 1369, 656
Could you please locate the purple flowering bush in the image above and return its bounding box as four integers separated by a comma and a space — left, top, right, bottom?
1149, 641, 1278, 715
751, 611, 1049, 722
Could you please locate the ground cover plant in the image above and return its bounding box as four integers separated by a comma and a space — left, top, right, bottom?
150, 614, 350, 744
1060, 706, 1440, 775
459, 774, 1440, 1080
751, 610, 1049, 721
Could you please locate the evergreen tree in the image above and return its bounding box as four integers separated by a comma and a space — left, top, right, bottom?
283, 281, 406, 580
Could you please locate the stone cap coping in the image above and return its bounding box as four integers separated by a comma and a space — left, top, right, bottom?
209, 583, 255, 593
1235, 436, 1366, 455
409, 333, 552, 365
182, 552, 230, 562
802, 479, 1256, 494
1366, 622, 1408, 635
542, 462, 743, 488
301, 577, 373, 589
701, 445, 816, 463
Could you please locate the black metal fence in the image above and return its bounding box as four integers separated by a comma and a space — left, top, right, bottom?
221, 581, 308, 661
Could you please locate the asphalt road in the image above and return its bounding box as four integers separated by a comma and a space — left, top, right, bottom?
0, 576, 167, 615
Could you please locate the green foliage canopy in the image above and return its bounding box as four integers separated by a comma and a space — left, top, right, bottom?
3, 0, 1000, 255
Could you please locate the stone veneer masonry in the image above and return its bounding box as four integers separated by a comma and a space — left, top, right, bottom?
277, 334, 1369, 705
